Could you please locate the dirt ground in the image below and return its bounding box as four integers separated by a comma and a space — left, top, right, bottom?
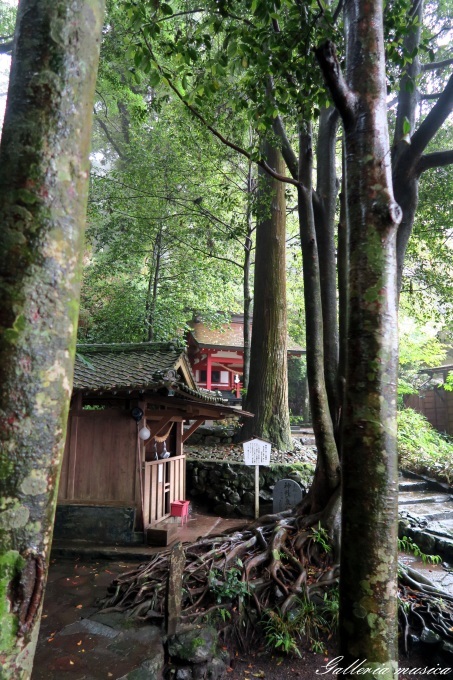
31, 555, 453, 680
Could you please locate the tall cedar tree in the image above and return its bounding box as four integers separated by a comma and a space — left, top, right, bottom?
242, 141, 292, 450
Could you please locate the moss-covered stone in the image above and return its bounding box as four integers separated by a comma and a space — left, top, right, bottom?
167, 625, 218, 664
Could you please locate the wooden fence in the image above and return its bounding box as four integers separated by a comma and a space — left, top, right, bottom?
143, 455, 186, 527
405, 388, 453, 436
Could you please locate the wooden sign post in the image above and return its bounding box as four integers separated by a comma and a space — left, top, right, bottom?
242, 438, 271, 518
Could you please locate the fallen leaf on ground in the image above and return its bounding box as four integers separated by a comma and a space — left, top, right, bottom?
75, 604, 83, 609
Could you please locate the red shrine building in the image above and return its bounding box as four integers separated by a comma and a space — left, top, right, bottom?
186, 314, 305, 404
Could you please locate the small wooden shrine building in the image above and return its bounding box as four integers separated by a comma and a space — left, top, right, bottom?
55, 342, 251, 544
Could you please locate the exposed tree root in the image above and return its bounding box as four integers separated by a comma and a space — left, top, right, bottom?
398, 565, 453, 655
97, 507, 453, 655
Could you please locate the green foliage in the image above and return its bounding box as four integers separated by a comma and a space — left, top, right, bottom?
398, 315, 446, 398
398, 408, 453, 484
208, 563, 249, 604
310, 522, 332, 554
398, 535, 442, 565
262, 590, 338, 656
444, 372, 453, 392
262, 610, 302, 657
401, 126, 453, 318
0, 1, 16, 37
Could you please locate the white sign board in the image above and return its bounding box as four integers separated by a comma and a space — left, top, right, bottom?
243, 439, 271, 466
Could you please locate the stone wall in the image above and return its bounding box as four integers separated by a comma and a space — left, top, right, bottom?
186, 459, 315, 517
186, 425, 237, 446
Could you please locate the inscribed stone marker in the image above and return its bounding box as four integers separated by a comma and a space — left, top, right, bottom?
273, 478, 303, 513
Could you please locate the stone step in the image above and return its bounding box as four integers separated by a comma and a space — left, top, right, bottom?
398, 480, 430, 492
399, 504, 453, 522
398, 491, 451, 505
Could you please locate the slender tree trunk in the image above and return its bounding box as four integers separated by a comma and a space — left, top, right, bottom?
314, 107, 340, 426
0, 1, 104, 676
241, 141, 291, 450
317, 0, 401, 672
242, 160, 254, 392
337, 165, 348, 446
297, 124, 340, 513
272, 109, 340, 506
392, 0, 423, 295
145, 226, 162, 342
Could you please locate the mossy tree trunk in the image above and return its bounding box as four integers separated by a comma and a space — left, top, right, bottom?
316, 0, 401, 675
0, 1, 104, 677
241, 141, 292, 451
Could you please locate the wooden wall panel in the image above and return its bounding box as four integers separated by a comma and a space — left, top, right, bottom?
58, 417, 71, 500
59, 410, 137, 503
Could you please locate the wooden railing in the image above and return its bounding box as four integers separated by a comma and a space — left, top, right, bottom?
143, 455, 186, 527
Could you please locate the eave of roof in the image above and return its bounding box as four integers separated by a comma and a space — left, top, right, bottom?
188, 321, 305, 354
73, 342, 229, 405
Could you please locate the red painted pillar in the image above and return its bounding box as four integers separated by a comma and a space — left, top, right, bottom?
206, 351, 212, 390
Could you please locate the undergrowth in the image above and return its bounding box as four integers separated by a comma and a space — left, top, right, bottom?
262, 589, 339, 656
398, 407, 453, 485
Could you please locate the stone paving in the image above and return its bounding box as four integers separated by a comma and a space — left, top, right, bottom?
399, 473, 453, 567
32, 514, 248, 680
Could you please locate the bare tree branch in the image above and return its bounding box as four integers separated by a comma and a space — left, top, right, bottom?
416, 149, 453, 175
420, 92, 442, 100
94, 112, 126, 160
314, 41, 357, 129
410, 73, 453, 159
421, 57, 453, 72
158, 9, 204, 22
332, 0, 344, 24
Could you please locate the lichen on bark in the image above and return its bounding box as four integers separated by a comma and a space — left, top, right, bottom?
0, 1, 105, 676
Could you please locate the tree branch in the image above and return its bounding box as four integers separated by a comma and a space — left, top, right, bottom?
416, 149, 453, 175
410, 73, 453, 159
420, 92, 442, 100
158, 9, 204, 22
94, 113, 126, 160
142, 35, 301, 189
314, 41, 357, 129
421, 57, 453, 72
332, 0, 344, 24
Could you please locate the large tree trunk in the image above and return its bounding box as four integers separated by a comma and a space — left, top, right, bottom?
317, 0, 401, 673
241, 141, 291, 450
0, 1, 104, 676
